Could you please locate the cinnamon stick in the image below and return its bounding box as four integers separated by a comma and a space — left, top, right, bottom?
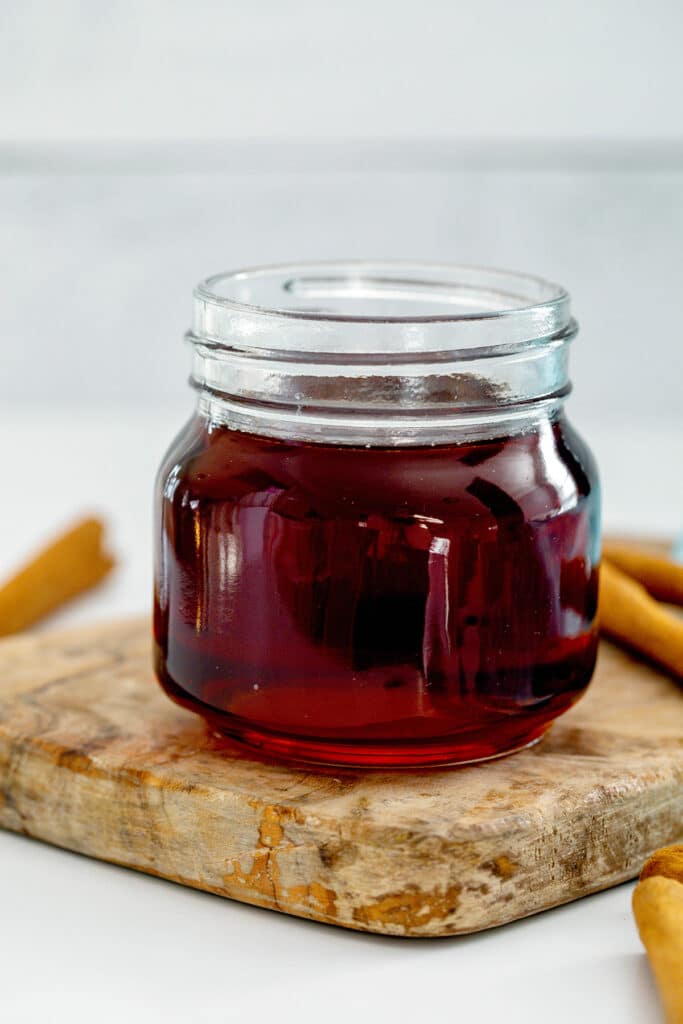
633, 847, 683, 1024
599, 561, 683, 680
0, 518, 115, 637
602, 541, 683, 607
641, 846, 683, 886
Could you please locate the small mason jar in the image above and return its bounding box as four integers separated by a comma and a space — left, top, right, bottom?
154, 262, 601, 768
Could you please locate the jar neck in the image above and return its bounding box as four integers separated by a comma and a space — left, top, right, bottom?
187, 262, 577, 446
191, 338, 572, 446
195, 393, 567, 445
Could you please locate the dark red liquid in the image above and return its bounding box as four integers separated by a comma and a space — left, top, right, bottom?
154, 414, 600, 767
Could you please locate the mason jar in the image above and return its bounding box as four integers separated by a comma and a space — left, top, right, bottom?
154, 261, 601, 768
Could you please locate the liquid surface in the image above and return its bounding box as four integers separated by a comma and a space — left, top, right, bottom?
154, 415, 600, 767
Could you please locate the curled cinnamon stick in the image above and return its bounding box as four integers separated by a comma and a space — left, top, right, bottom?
602, 541, 683, 606
599, 561, 683, 680
0, 518, 115, 637
641, 846, 683, 885
633, 847, 683, 1024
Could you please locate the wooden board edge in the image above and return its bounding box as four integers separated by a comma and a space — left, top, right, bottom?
2, 727, 683, 937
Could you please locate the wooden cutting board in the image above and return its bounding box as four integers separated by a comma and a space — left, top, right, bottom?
1, 617, 682, 937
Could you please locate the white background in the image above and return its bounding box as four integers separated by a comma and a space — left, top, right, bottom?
3, 0, 683, 142
1, 2, 682, 1022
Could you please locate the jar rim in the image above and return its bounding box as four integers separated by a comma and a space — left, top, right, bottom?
192, 260, 573, 358
196, 260, 568, 324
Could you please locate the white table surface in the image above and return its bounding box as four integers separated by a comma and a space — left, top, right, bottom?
0, 405, 680, 1024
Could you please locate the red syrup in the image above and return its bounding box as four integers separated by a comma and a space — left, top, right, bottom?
154, 414, 599, 768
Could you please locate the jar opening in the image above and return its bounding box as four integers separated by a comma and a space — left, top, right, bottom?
193, 261, 572, 357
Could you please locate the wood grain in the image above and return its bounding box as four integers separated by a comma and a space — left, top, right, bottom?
1, 617, 682, 937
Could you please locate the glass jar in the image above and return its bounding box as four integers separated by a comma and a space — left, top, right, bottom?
154, 262, 600, 768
